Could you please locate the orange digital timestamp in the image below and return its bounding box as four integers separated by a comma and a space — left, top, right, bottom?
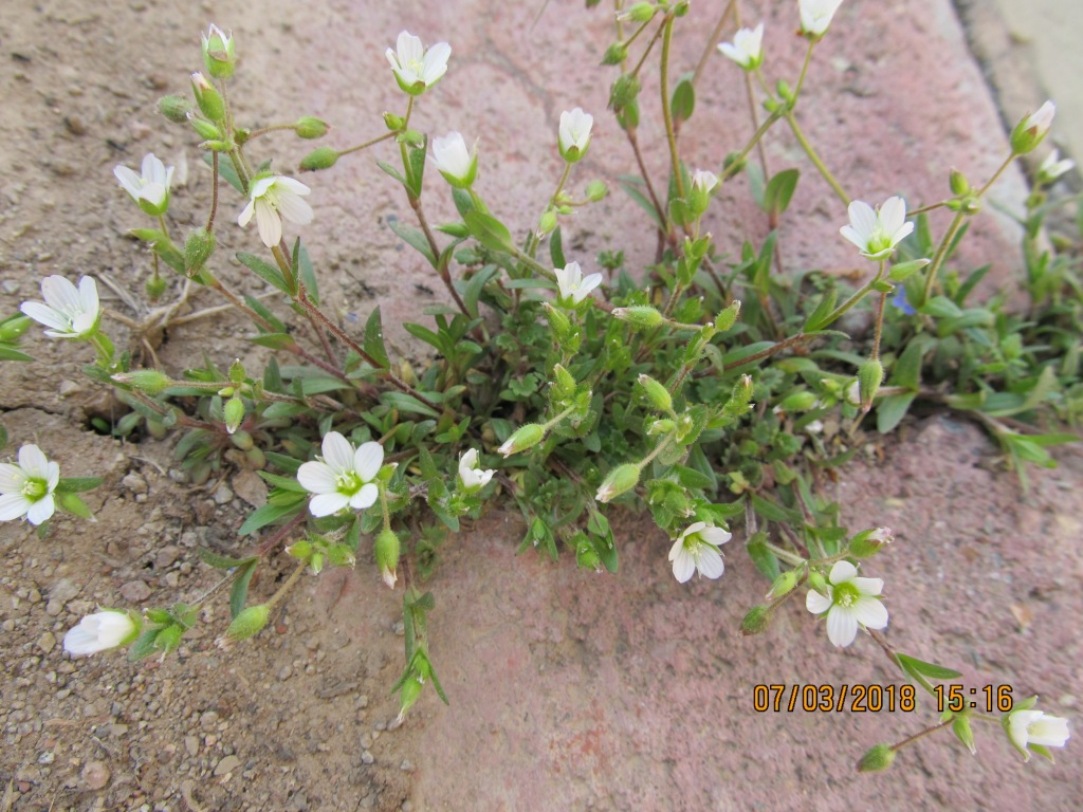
752, 683, 917, 713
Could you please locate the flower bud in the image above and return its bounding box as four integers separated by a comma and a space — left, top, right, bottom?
1010, 101, 1055, 155
585, 179, 608, 202
112, 369, 171, 395
201, 24, 236, 79
537, 209, 558, 235
595, 462, 640, 503
953, 715, 977, 755
298, 146, 340, 173
158, 94, 192, 123
399, 672, 424, 718
226, 604, 271, 642
741, 605, 770, 635
287, 539, 313, 562
223, 395, 245, 435
383, 112, 405, 131
608, 73, 641, 113
184, 227, 216, 276
327, 543, 356, 568
778, 389, 817, 413
949, 168, 970, 196
620, 2, 657, 22
374, 528, 400, 589
187, 114, 222, 141
766, 570, 799, 600
637, 374, 672, 413
145, 273, 168, 301
714, 300, 741, 332
807, 570, 827, 595
857, 358, 884, 411
611, 305, 663, 329
190, 73, 225, 122
857, 743, 897, 773
602, 42, 628, 65
294, 116, 329, 139
849, 527, 893, 558
497, 423, 546, 457
552, 364, 576, 401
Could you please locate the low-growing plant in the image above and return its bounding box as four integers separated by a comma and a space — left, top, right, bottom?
2, 0, 1077, 772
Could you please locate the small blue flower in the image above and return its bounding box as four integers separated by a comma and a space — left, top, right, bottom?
890, 284, 915, 315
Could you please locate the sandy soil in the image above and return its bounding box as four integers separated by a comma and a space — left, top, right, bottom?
0, 1, 1079, 810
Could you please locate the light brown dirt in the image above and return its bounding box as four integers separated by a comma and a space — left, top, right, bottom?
0, 1, 1079, 811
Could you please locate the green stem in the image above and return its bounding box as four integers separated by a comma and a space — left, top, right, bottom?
337, 130, 398, 158
919, 209, 966, 305
659, 14, 685, 203
784, 111, 849, 205
764, 541, 806, 567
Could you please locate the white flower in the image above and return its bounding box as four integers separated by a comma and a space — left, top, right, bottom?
431, 131, 478, 188
63, 610, 138, 656
692, 169, 719, 195
1006, 709, 1071, 762
297, 432, 384, 518
554, 261, 603, 304
114, 153, 175, 216
805, 560, 888, 647
558, 108, 594, 162
0, 444, 60, 525
840, 196, 913, 261
718, 23, 764, 70
668, 522, 732, 583
458, 448, 495, 491
1038, 149, 1075, 184
238, 175, 313, 248
21, 275, 101, 339
1011, 101, 1056, 155
799, 0, 845, 37
386, 31, 451, 95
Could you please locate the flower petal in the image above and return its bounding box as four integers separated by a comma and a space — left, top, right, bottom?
254, 201, 282, 247
853, 596, 888, 630
321, 432, 355, 473
276, 192, 314, 226
309, 491, 350, 517
0, 463, 26, 493
0, 492, 29, 521
354, 441, 384, 482
26, 494, 55, 525
696, 546, 725, 579
699, 526, 732, 547
828, 560, 858, 584
851, 575, 883, 596
806, 588, 832, 615
350, 482, 379, 510
297, 461, 337, 494
18, 444, 50, 479
671, 547, 695, 583
826, 606, 859, 647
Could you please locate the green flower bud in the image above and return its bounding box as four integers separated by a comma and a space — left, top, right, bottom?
573, 532, 601, 571
112, 369, 172, 395
621, 2, 657, 22
326, 543, 356, 568
807, 570, 827, 595
741, 605, 770, 635
849, 527, 893, 558
949, 168, 970, 196
952, 715, 977, 755
857, 743, 897, 773
857, 358, 884, 411
601, 42, 628, 65
158, 94, 192, 123
183, 227, 216, 276
714, 300, 741, 332
779, 390, 817, 413
294, 116, 329, 139
552, 364, 576, 401
399, 673, 424, 718
1009, 101, 1055, 155
188, 114, 222, 141
375, 528, 400, 589
585, 180, 608, 202
497, 423, 546, 457
145, 273, 168, 302
637, 374, 672, 413
223, 395, 245, 435
190, 72, 225, 122
299, 146, 340, 172
538, 209, 558, 236
154, 623, 185, 654
595, 463, 640, 503
383, 112, 405, 131
287, 539, 313, 562
611, 305, 663, 329
201, 24, 236, 80
226, 604, 271, 642
766, 570, 799, 600
608, 73, 641, 113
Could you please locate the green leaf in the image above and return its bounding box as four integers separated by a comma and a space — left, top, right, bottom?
803, 287, 838, 332
461, 265, 499, 318
670, 72, 695, 123
363, 307, 390, 369
199, 549, 260, 569
388, 217, 437, 266
895, 653, 961, 680
294, 239, 319, 303
56, 493, 93, 519
238, 252, 290, 293
745, 531, 780, 580
381, 391, 441, 418
618, 175, 664, 229
256, 471, 308, 492
876, 392, 916, 433
763, 168, 799, 217
239, 500, 304, 535
230, 559, 260, 619
0, 346, 33, 362
54, 476, 102, 494
376, 160, 407, 186
463, 209, 514, 253
250, 333, 295, 350
549, 226, 566, 269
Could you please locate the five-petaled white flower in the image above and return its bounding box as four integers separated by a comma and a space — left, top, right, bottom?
805, 560, 888, 647
386, 31, 451, 96
63, 610, 139, 657
297, 432, 384, 518
0, 444, 60, 526
1006, 709, 1071, 762
558, 108, 594, 163
114, 153, 175, 216
431, 131, 478, 188
21, 275, 101, 340
799, 0, 845, 37
668, 522, 732, 583
1038, 149, 1075, 184
840, 196, 913, 261
458, 448, 495, 491
238, 175, 313, 248
718, 23, 764, 70
554, 261, 603, 305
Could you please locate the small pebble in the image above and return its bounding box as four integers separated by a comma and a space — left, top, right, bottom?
213, 755, 240, 777
81, 760, 110, 790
